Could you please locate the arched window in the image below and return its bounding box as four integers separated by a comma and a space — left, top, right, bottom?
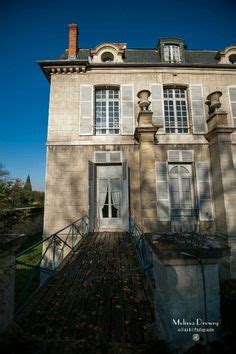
169, 164, 194, 218
229, 54, 236, 64
101, 52, 114, 62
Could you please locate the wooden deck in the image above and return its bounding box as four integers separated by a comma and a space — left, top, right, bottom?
14, 232, 155, 353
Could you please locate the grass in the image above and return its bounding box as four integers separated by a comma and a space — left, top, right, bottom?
15, 233, 43, 310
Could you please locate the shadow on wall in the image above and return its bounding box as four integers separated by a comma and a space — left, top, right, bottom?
44, 146, 89, 236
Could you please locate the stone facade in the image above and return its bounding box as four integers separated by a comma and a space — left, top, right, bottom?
151, 242, 222, 352
39, 24, 236, 278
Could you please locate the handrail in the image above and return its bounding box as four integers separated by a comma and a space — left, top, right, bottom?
129, 216, 155, 290
15, 216, 89, 313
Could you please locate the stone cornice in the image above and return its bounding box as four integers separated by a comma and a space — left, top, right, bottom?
134, 126, 158, 142
38, 59, 236, 81
38, 61, 88, 80
205, 126, 235, 141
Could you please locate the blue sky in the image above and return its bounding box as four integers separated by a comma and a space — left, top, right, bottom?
1, 0, 235, 190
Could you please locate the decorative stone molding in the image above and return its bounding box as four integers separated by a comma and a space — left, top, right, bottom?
137, 89, 151, 111
48, 66, 87, 75
216, 45, 236, 64
90, 42, 126, 64
205, 91, 222, 115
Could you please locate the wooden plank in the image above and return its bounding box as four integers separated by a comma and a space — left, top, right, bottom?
14, 231, 155, 351
22, 233, 100, 337
109, 233, 126, 343
95, 232, 114, 343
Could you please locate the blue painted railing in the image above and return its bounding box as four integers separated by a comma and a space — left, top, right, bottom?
15, 216, 89, 313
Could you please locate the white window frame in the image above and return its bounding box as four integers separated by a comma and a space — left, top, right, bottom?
95, 88, 120, 135
164, 44, 181, 63
228, 85, 236, 127
168, 164, 195, 219
163, 87, 189, 133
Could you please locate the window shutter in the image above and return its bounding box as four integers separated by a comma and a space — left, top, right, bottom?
94, 151, 122, 163
189, 85, 207, 134
88, 161, 95, 231
94, 152, 107, 163
121, 160, 129, 230
80, 85, 94, 135
156, 162, 170, 221
121, 85, 134, 135
228, 86, 236, 127
150, 84, 164, 132
110, 151, 122, 163
195, 161, 214, 220
168, 150, 193, 162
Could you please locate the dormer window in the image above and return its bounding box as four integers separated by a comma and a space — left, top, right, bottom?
216, 45, 236, 64
229, 54, 236, 64
164, 44, 181, 63
158, 38, 184, 64
101, 52, 114, 63
90, 43, 126, 64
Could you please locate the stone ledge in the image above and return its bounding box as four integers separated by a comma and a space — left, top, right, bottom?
146, 233, 229, 264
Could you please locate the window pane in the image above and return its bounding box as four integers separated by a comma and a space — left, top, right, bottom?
163, 45, 181, 63
169, 165, 193, 218
95, 89, 120, 135
164, 88, 189, 134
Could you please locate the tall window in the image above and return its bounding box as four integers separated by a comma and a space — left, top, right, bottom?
164, 88, 189, 133
169, 164, 194, 218
95, 89, 120, 135
164, 45, 181, 63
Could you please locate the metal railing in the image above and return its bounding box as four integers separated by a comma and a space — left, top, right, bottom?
129, 216, 155, 290
15, 216, 89, 313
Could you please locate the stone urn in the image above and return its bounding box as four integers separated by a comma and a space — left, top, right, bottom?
206, 91, 222, 115
137, 89, 151, 111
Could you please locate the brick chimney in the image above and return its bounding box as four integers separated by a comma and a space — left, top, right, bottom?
68, 23, 78, 58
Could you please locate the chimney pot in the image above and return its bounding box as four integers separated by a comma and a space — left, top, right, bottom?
68, 23, 78, 58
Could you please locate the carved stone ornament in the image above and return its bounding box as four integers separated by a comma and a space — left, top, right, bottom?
205, 91, 222, 115
137, 90, 151, 111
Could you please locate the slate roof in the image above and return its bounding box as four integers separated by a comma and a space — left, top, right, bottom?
57, 48, 220, 65
184, 50, 218, 64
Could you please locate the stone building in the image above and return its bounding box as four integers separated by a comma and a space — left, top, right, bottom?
39, 24, 236, 277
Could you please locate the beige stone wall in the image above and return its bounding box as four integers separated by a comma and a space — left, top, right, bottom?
43, 144, 141, 235
44, 66, 236, 239
47, 68, 236, 142
44, 145, 89, 235
153, 251, 221, 351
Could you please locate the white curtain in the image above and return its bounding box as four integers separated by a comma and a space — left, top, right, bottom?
99, 179, 108, 207
110, 178, 120, 215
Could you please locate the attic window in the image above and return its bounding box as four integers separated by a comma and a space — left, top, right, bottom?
101, 52, 114, 62
229, 54, 236, 64
164, 44, 181, 63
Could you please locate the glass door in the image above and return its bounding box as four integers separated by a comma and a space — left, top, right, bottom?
99, 178, 121, 219
97, 165, 125, 230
